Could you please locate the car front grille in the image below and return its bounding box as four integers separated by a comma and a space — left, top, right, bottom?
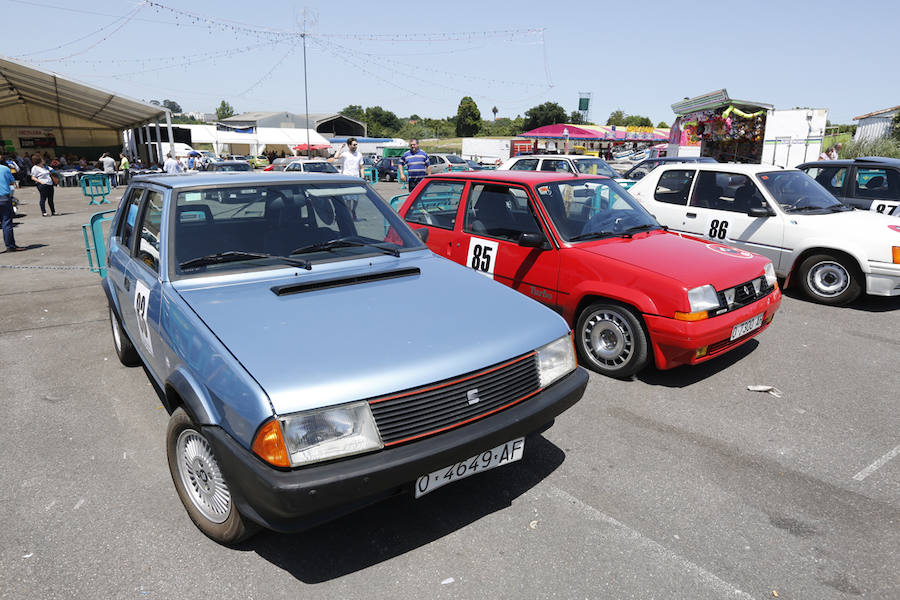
368, 352, 541, 446
713, 277, 773, 314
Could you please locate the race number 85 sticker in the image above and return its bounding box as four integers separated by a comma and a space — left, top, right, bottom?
467, 237, 499, 278
133, 280, 154, 356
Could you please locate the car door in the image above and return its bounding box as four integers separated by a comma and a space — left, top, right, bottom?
801, 164, 852, 206
850, 166, 900, 216
108, 186, 145, 322
681, 171, 787, 268
402, 179, 466, 258
508, 158, 539, 171
452, 182, 560, 306
641, 168, 696, 232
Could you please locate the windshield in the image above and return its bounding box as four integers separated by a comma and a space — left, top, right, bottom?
572, 158, 619, 178
173, 182, 423, 277
445, 154, 466, 164
215, 163, 252, 172
757, 171, 846, 213
534, 178, 660, 241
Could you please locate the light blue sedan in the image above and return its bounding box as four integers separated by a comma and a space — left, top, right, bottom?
102, 171, 587, 544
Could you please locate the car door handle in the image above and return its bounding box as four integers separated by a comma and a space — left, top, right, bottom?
124, 276, 131, 291
686, 212, 697, 218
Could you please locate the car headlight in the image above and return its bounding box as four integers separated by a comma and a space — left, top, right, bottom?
536, 335, 577, 388
253, 402, 383, 468
675, 284, 721, 321
764, 262, 778, 288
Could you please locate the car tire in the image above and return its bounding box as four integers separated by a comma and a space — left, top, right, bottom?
109, 306, 141, 367
166, 408, 258, 545
575, 302, 649, 379
798, 253, 861, 306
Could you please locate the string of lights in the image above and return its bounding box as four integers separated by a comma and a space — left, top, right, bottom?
13, 2, 146, 58
234, 51, 295, 98
107, 41, 280, 79
314, 29, 545, 42
27, 2, 148, 63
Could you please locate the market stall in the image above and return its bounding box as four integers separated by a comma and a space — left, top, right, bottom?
519, 124, 670, 158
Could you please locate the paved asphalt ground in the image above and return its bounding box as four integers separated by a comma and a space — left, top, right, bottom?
1, 180, 898, 600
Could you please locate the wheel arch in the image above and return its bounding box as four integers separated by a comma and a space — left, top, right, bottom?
573, 294, 656, 369
164, 368, 221, 425
785, 246, 866, 289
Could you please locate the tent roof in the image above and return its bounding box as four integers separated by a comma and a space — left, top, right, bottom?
178, 124, 329, 146
520, 123, 669, 142
0, 55, 168, 129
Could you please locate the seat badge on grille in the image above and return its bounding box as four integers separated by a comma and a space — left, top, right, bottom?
466, 389, 481, 406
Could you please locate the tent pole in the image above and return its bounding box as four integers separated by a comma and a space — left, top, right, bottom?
165, 111, 176, 160
154, 120, 163, 162
144, 124, 153, 165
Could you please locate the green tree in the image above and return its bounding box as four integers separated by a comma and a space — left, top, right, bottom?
216, 100, 235, 120
162, 99, 182, 113
456, 96, 482, 136
523, 101, 567, 131
892, 111, 900, 141
424, 118, 455, 138
656, 121, 669, 128
569, 111, 585, 125
492, 106, 498, 120
340, 105, 366, 122
606, 109, 626, 126
623, 115, 653, 127
409, 114, 421, 122
364, 106, 401, 137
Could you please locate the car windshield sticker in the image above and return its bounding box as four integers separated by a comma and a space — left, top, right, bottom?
870, 200, 900, 215
133, 280, 154, 356
707, 217, 730, 241
467, 237, 499, 278
706, 243, 754, 259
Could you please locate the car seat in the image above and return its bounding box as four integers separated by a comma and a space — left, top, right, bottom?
865, 176, 885, 192
732, 185, 757, 213
470, 189, 515, 237
691, 179, 724, 209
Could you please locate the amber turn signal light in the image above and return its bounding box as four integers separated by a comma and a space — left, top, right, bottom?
892, 246, 900, 264
252, 419, 290, 467
674, 311, 709, 322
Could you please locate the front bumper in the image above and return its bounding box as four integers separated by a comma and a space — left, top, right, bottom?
865, 262, 900, 296
644, 287, 782, 370
204, 367, 588, 532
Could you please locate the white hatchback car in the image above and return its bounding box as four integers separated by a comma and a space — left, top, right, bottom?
499, 154, 636, 188
628, 163, 900, 305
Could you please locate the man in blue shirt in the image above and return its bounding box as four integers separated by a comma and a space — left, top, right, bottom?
399, 139, 431, 193
0, 161, 24, 252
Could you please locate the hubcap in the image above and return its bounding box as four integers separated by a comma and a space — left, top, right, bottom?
175, 429, 231, 523
582, 309, 633, 367
808, 261, 849, 298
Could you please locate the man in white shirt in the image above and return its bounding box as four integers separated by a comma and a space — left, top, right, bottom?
330, 137, 365, 220
163, 152, 182, 174
100, 152, 117, 187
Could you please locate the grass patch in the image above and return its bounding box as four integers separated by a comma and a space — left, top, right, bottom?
838, 137, 900, 159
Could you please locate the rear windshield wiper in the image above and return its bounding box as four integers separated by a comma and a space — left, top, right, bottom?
290, 238, 400, 257
180, 251, 311, 270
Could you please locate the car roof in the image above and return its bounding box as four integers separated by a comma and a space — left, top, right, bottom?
129, 171, 363, 189
427, 170, 609, 184
797, 156, 900, 168
653, 162, 792, 175
512, 154, 606, 160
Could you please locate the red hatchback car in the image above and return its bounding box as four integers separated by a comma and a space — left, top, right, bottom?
395, 171, 782, 378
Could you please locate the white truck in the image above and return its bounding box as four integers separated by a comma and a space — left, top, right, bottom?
461, 138, 518, 166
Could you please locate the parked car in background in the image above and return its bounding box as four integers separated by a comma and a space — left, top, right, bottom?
623, 156, 717, 181
498, 154, 637, 189
100, 171, 587, 544
395, 170, 782, 378
628, 163, 900, 305
465, 159, 484, 171
207, 160, 252, 172
796, 157, 900, 217
265, 157, 304, 172
428, 153, 469, 174
247, 155, 270, 169
375, 157, 401, 181
283, 159, 338, 174
228, 155, 248, 161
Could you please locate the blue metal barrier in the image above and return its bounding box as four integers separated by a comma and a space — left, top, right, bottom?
82, 209, 117, 277
81, 174, 112, 205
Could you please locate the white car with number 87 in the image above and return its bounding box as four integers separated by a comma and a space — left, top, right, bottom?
627, 163, 900, 305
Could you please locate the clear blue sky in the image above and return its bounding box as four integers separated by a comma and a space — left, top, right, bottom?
3, 0, 897, 126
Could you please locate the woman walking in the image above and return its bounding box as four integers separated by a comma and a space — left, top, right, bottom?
30, 155, 55, 216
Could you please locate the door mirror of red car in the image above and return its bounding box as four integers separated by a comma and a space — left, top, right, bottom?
414, 227, 429, 243
518, 232, 545, 248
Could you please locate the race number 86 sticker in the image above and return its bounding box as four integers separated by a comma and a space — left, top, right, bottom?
133, 280, 154, 356
467, 237, 500, 278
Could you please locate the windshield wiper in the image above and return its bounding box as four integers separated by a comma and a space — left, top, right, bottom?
828, 204, 851, 212
569, 231, 620, 242
622, 223, 665, 237
290, 238, 400, 257
785, 205, 827, 213
180, 251, 311, 270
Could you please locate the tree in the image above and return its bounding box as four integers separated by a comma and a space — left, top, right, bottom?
892, 111, 900, 141
409, 114, 421, 122
456, 96, 482, 137
340, 105, 366, 122
216, 100, 235, 120
492, 106, 498, 120
623, 115, 653, 127
162, 99, 182, 113
523, 101, 567, 131
569, 111, 585, 125
606, 109, 626, 126
656, 121, 669, 128
364, 106, 401, 137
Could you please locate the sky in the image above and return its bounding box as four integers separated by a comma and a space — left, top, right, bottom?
3, 0, 898, 127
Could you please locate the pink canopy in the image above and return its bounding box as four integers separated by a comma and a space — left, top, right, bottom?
520, 123, 669, 142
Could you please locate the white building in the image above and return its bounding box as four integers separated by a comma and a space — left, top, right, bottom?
853, 106, 899, 142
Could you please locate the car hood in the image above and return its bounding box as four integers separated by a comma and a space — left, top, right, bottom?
174, 252, 569, 415
571, 230, 770, 290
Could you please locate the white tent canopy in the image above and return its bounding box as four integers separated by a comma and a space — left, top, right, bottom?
177, 124, 330, 156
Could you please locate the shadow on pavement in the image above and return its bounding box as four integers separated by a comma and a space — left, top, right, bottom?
780, 286, 900, 313
637, 339, 760, 388
243, 435, 566, 582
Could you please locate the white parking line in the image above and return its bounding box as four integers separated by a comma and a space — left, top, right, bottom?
853, 444, 900, 481
545, 486, 755, 599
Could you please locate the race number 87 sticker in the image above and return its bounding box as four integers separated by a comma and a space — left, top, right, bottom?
870, 201, 900, 216
133, 280, 154, 356
467, 237, 500, 278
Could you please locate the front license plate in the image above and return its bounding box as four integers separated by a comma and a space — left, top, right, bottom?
415, 438, 525, 498
731, 313, 764, 340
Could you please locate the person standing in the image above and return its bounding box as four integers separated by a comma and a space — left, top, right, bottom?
163, 152, 182, 174
119, 153, 130, 184
399, 138, 430, 193
331, 138, 365, 220
828, 143, 842, 160
30, 155, 55, 216
0, 161, 24, 252
100, 152, 117, 187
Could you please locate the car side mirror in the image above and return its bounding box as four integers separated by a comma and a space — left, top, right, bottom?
518, 232, 545, 248
747, 206, 774, 217
414, 227, 429, 243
